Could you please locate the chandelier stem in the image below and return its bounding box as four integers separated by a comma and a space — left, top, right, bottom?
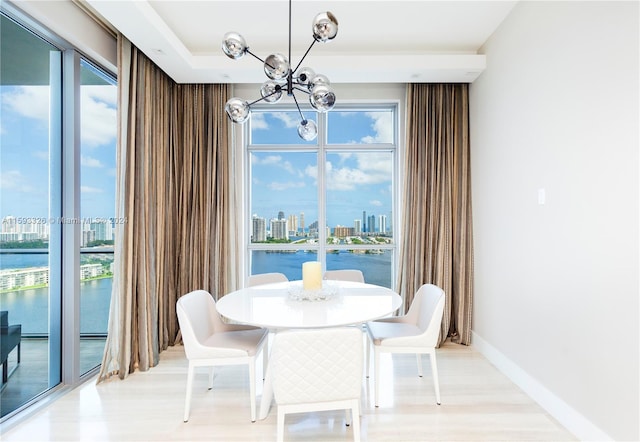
287, 0, 293, 96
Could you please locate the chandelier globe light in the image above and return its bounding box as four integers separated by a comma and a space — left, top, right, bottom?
222, 0, 338, 141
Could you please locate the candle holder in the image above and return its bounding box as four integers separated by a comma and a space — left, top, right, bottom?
288, 280, 339, 301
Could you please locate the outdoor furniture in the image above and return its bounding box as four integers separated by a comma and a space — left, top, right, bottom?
1, 310, 22, 383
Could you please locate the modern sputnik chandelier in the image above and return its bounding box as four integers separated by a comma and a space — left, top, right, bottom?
222, 0, 338, 141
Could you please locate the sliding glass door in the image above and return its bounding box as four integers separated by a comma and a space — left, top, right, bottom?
0, 13, 62, 418
0, 10, 117, 419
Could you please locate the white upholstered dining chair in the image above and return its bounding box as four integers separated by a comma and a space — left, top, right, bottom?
323, 269, 365, 283
365, 283, 445, 407
176, 290, 268, 422
270, 327, 363, 442
247, 272, 288, 287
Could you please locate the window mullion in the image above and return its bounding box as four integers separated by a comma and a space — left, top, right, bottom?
317, 112, 327, 269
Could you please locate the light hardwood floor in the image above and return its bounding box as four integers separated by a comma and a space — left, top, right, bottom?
0, 340, 576, 441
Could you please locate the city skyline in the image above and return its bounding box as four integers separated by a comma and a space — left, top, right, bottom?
250, 210, 392, 242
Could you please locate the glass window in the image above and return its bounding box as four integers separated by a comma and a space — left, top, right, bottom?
250, 110, 317, 145
247, 106, 397, 287
327, 109, 394, 144
0, 11, 117, 419
0, 13, 62, 418
79, 60, 116, 375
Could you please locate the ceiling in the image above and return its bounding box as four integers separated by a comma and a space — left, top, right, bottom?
84, 0, 518, 84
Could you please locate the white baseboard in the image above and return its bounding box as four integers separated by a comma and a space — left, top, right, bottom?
471, 331, 612, 442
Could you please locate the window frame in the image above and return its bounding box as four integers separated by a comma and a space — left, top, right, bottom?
0, 3, 117, 423
241, 101, 401, 286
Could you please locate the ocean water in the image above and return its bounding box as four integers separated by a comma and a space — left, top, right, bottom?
252, 250, 393, 287
1, 250, 393, 335
0, 253, 111, 335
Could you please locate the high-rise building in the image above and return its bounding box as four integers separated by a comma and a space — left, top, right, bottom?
368, 215, 376, 234
308, 220, 318, 237
354, 219, 362, 234
251, 215, 267, 242
270, 218, 288, 240
90, 220, 114, 241
300, 212, 305, 234
1, 216, 18, 233
362, 211, 367, 233
334, 226, 355, 238
277, 211, 285, 220
287, 214, 298, 235
378, 214, 387, 233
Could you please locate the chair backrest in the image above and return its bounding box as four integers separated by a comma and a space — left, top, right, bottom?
176, 290, 230, 359
247, 272, 288, 287
405, 284, 445, 346
323, 269, 365, 283
270, 327, 363, 405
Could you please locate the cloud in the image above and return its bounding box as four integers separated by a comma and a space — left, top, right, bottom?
332, 111, 394, 144
81, 185, 103, 193
253, 154, 297, 175
271, 112, 299, 129
267, 181, 305, 191
370, 200, 383, 207
250, 111, 299, 130
2, 85, 116, 148
81, 86, 117, 147
363, 111, 393, 143
81, 155, 104, 168
251, 112, 268, 130
3, 86, 49, 122
315, 152, 392, 191
0, 170, 35, 193
33, 151, 49, 161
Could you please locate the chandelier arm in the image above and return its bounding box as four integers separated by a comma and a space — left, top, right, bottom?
292, 85, 311, 95
245, 49, 276, 70
247, 88, 281, 106
291, 92, 307, 123
292, 39, 318, 75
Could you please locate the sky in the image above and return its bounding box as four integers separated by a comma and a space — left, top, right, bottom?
249, 109, 395, 230
1, 84, 394, 232
0, 82, 117, 221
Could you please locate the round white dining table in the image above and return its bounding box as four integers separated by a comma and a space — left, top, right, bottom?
216, 279, 403, 420
216, 280, 402, 329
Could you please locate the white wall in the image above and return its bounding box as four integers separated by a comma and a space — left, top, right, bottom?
470, 2, 639, 440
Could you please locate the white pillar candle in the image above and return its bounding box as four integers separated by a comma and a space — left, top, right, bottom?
302, 261, 322, 291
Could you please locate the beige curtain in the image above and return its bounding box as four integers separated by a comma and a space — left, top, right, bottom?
98, 36, 233, 381
397, 83, 474, 346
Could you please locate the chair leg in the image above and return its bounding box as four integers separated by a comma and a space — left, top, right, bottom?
351, 401, 361, 441
184, 364, 195, 422
263, 342, 269, 381
374, 347, 380, 407
416, 353, 423, 377
249, 358, 257, 422
277, 408, 286, 442
430, 352, 441, 405
365, 336, 370, 378
208, 367, 215, 390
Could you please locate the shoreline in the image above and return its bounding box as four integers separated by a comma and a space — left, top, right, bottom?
0, 274, 113, 294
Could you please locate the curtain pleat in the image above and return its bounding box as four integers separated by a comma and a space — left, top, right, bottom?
398, 83, 474, 346
97, 36, 232, 382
